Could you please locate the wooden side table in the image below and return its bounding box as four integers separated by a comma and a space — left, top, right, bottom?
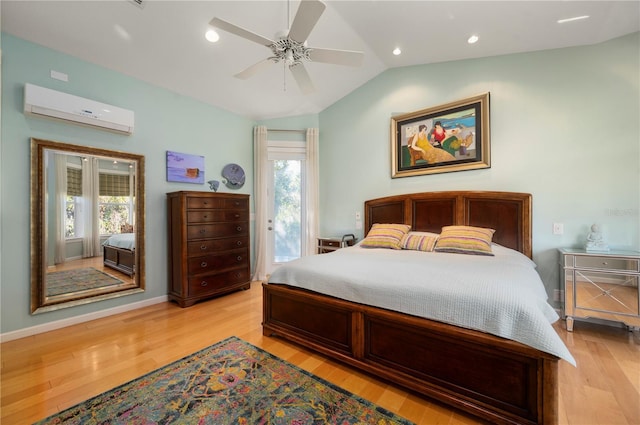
317, 234, 356, 254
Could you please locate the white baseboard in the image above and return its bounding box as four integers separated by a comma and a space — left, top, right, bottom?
0, 296, 168, 343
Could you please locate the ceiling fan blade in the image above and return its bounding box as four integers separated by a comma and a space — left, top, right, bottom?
289, 63, 315, 95
308, 48, 364, 67
209, 17, 274, 47
288, 0, 326, 42
234, 58, 275, 80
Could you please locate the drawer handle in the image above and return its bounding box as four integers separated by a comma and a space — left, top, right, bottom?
236, 240, 242, 246
200, 261, 208, 268
199, 229, 206, 234
235, 272, 241, 278
235, 214, 240, 218
200, 281, 208, 287
200, 245, 207, 250
236, 256, 243, 261
236, 226, 242, 232
602, 262, 608, 265
234, 201, 240, 206
203, 201, 208, 205
203, 215, 208, 219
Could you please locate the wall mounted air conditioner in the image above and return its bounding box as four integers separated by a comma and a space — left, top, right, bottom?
24, 83, 135, 135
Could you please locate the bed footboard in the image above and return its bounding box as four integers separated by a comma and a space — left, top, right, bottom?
103, 245, 135, 277
262, 282, 558, 425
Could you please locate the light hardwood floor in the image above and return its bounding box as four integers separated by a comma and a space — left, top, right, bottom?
1, 281, 639, 424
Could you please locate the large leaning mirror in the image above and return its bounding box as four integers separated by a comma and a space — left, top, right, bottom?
31, 138, 145, 314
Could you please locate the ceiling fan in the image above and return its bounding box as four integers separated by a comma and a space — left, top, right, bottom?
209, 0, 364, 95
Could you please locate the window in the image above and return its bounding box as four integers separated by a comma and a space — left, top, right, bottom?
65, 166, 82, 238
99, 172, 133, 235
64, 164, 134, 238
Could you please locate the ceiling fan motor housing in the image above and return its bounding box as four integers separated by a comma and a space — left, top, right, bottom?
270, 38, 312, 65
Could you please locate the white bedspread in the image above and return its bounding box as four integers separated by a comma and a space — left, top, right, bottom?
268, 244, 575, 365
102, 233, 135, 251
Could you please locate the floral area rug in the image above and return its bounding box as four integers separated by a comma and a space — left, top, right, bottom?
34, 336, 414, 425
46, 267, 124, 296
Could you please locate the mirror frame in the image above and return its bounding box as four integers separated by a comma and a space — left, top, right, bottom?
30, 138, 146, 314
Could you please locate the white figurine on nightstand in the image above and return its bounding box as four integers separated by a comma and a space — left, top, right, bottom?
585, 223, 609, 252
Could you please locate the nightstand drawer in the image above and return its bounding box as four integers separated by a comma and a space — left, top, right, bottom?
571, 271, 639, 316
573, 255, 639, 272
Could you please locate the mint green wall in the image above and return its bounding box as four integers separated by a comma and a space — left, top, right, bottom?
257, 114, 319, 141
1, 34, 255, 333
2, 32, 638, 333
318, 32, 640, 303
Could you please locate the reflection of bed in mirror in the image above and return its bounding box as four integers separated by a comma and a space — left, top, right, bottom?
102, 233, 135, 276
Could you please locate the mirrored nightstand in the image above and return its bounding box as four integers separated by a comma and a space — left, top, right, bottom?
559, 248, 640, 331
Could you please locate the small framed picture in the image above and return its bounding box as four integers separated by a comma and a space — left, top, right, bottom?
166, 151, 204, 184
391, 93, 490, 178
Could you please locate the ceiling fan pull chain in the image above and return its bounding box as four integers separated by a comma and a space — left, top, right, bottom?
283, 61, 287, 92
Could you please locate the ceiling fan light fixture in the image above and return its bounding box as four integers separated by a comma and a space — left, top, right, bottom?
270, 37, 311, 65
392, 47, 401, 56
467, 35, 479, 44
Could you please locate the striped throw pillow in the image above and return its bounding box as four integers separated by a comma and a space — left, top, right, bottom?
434, 225, 495, 256
401, 233, 437, 252
360, 223, 411, 249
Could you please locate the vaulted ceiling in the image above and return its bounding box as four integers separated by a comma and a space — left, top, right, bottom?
2, 1, 639, 120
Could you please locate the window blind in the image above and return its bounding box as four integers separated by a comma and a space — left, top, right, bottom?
67, 167, 82, 197
99, 173, 131, 197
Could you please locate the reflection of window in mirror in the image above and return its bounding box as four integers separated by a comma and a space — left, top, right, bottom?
31, 138, 145, 314
61, 155, 136, 238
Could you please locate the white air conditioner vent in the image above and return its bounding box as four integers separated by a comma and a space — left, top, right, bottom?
24, 84, 134, 135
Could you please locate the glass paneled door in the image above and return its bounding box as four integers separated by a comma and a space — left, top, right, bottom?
266, 156, 306, 275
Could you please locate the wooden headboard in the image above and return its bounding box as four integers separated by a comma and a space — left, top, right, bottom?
364, 191, 532, 258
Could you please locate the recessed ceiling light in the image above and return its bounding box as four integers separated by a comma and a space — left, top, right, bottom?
557, 15, 590, 24
392, 47, 401, 56
467, 35, 479, 44
205, 29, 220, 43
114, 24, 131, 41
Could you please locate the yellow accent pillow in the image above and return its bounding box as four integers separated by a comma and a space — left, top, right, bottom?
360, 223, 411, 249
401, 232, 438, 252
434, 225, 495, 256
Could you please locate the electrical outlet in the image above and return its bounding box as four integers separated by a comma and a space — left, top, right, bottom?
355, 212, 361, 220
553, 223, 564, 235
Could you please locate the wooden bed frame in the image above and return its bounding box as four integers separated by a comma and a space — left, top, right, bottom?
263, 191, 559, 425
103, 245, 135, 277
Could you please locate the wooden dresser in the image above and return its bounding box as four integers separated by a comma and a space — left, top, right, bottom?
167, 191, 250, 307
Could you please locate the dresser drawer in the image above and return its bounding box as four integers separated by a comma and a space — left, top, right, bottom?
188, 268, 249, 297
187, 223, 248, 240
187, 196, 248, 210
187, 237, 249, 256
188, 250, 248, 275
187, 210, 248, 223
573, 255, 639, 272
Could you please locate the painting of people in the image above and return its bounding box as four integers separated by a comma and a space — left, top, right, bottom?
391, 93, 490, 178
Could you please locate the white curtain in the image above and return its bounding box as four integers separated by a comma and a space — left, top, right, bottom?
305, 128, 320, 256
53, 153, 67, 264
81, 157, 101, 257
252, 125, 268, 281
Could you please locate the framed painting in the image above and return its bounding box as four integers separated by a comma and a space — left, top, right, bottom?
166, 150, 205, 184
391, 92, 490, 178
